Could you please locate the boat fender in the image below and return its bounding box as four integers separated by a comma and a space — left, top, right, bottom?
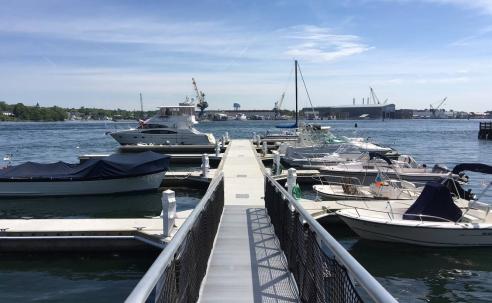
292, 184, 302, 200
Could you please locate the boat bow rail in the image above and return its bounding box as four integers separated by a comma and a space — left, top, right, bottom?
265, 173, 398, 303
125, 171, 224, 303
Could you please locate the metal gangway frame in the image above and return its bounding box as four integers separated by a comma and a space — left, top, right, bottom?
264, 173, 398, 303
125, 171, 225, 303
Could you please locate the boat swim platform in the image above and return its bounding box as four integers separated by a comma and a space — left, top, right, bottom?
199, 139, 298, 302
0, 209, 193, 252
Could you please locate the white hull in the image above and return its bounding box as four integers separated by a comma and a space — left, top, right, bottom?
111, 131, 213, 145
338, 210, 492, 247
0, 171, 166, 197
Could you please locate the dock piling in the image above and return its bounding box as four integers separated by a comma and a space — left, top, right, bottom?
286, 168, 297, 195
161, 190, 176, 237
273, 151, 280, 175
224, 131, 229, 142
201, 153, 210, 178
214, 141, 220, 157
262, 141, 268, 156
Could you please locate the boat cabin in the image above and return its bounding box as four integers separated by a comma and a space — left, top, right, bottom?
158, 106, 196, 117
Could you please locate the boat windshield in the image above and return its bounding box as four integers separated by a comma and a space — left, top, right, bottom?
158, 106, 195, 117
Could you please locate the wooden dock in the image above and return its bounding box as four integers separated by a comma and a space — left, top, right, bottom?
479, 122, 492, 140
199, 139, 298, 302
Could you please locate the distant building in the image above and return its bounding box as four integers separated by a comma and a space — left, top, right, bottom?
301, 104, 395, 120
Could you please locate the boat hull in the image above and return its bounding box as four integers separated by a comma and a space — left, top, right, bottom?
0, 171, 166, 197
338, 212, 492, 247
321, 170, 445, 186
110, 131, 214, 145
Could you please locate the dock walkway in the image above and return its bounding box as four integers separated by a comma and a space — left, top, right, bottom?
199, 139, 298, 302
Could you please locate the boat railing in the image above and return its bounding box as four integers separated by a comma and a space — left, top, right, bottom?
124, 171, 224, 303
265, 173, 398, 303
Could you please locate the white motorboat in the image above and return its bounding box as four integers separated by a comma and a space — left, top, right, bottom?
235, 113, 247, 121
0, 152, 170, 197
280, 124, 395, 168
337, 164, 492, 247
319, 152, 457, 185
110, 105, 215, 145
314, 179, 421, 201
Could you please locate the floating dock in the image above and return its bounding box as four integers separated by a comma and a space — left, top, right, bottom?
0, 210, 192, 252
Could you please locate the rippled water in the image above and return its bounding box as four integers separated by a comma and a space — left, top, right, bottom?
0, 119, 491, 302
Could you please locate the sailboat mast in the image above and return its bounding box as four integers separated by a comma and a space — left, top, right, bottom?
295, 60, 298, 126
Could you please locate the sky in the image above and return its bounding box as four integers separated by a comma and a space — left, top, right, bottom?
1, 0, 492, 111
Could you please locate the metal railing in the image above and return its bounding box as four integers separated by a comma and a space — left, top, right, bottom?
125, 171, 224, 303
265, 174, 398, 303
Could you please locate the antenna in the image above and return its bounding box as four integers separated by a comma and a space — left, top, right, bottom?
139, 93, 144, 118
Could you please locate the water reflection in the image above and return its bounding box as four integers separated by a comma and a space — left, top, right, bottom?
0, 187, 204, 219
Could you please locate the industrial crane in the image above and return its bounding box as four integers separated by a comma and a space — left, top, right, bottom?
191, 78, 208, 116
273, 92, 285, 119
369, 87, 381, 104
430, 97, 447, 118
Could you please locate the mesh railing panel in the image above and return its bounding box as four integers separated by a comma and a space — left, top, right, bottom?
154, 178, 224, 303
265, 178, 363, 303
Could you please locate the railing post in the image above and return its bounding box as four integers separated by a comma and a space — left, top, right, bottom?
286, 168, 297, 195
201, 153, 210, 178
214, 141, 220, 157
161, 190, 176, 237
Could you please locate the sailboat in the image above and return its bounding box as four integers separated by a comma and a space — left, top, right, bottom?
276, 60, 299, 129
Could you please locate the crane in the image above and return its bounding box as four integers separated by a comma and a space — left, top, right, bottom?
369, 87, 381, 104
273, 92, 285, 119
430, 97, 447, 118
191, 78, 208, 116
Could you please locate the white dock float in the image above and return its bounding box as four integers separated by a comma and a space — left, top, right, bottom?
0, 210, 192, 251
199, 139, 298, 302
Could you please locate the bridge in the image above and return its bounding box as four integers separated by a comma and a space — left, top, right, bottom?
125, 139, 397, 303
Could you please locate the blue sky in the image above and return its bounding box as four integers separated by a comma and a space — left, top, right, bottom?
1, 0, 491, 111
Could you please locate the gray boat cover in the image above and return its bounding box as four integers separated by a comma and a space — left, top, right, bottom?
0, 151, 170, 181
403, 182, 462, 222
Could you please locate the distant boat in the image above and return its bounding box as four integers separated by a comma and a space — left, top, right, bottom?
0, 152, 170, 197
110, 105, 216, 145
235, 113, 247, 121
212, 113, 228, 121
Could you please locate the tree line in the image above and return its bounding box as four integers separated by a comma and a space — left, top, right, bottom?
0, 101, 155, 122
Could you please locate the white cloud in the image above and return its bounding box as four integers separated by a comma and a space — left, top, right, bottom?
282, 25, 372, 62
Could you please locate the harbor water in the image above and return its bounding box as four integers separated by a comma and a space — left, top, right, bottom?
0, 119, 491, 302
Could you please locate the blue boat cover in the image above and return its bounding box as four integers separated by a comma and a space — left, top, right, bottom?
452, 163, 492, 175
403, 182, 462, 222
0, 151, 170, 181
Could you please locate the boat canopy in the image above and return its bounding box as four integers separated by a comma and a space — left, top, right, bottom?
403, 182, 462, 222
368, 152, 392, 165
0, 151, 170, 181
452, 163, 492, 175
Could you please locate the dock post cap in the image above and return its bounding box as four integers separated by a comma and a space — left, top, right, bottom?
161, 189, 177, 237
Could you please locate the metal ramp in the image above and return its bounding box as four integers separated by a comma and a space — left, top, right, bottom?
199, 140, 298, 302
